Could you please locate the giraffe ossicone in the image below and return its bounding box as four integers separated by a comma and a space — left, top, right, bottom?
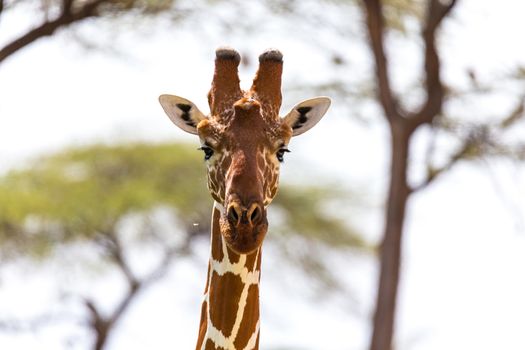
159, 48, 331, 350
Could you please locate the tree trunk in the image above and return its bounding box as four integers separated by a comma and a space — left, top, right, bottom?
370, 120, 411, 350
94, 330, 108, 350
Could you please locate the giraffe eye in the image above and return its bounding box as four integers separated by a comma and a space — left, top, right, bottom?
198, 146, 214, 160
276, 148, 290, 162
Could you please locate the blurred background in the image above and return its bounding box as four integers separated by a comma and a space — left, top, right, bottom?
1, 0, 524, 349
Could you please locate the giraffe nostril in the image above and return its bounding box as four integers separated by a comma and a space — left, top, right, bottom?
227, 202, 264, 227
250, 206, 261, 224
228, 205, 240, 224
247, 203, 264, 225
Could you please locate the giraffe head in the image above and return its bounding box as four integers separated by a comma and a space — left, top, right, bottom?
159, 48, 330, 254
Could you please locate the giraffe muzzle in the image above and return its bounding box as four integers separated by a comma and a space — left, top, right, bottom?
221, 200, 268, 254
227, 202, 263, 227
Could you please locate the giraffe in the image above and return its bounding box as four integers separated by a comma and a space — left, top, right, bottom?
159, 48, 331, 350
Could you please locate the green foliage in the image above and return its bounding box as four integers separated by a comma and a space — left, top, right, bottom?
382, 0, 424, 32
0, 142, 364, 261
28, 0, 178, 16
97, 0, 177, 16
271, 184, 368, 292
0, 142, 209, 258
274, 185, 365, 248
321, 0, 425, 32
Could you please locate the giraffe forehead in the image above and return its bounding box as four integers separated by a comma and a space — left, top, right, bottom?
200, 118, 284, 152
199, 95, 293, 147
228, 102, 280, 136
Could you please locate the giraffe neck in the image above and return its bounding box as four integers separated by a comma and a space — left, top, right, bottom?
196, 202, 262, 350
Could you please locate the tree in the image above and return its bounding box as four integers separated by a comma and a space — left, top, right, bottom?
361, 1, 458, 348
6, 0, 522, 348
359, 1, 525, 349
0, 0, 176, 64
0, 141, 364, 349
0, 142, 210, 349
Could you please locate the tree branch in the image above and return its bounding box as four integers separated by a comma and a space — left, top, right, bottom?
143, 246, 179, 285
362, 0, 400, 122
413, 141, 465, 192
414, 125, 493, 192
84, 298, 110, 350
87, 252, 175, 350
62, 0, 74, 15
409, 0, 458, 130
104, 232, 139, 287
500, 97, 525, 129
86, 231, 143, 350
415, 94, 525, 192
0, 0, 110, 64
94, 228, 181, 335
107, 280, 140, 326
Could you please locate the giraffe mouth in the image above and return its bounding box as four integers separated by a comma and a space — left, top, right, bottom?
219, 210, 268, 254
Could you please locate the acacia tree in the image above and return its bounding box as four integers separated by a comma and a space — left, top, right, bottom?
0, 142, 210, 349
0, 0, 176, 64
360, 1, 525, 349
5, 1, 523, 348
361, 1, 458, 348
0, 142, 363, 349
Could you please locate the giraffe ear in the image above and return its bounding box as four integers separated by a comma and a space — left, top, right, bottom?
159, 94, 207, 135
282, 97, 331, 136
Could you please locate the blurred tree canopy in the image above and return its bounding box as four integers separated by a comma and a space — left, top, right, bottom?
0, 142, 208, 258
0, 141, 365, 349
0, 0, 431, 65
0, 0, 176, 63
357, 1, 525, 348
0, 141, 365, 259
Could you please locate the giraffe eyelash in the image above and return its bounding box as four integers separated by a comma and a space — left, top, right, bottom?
198, 145, 214, 160
276, 148, 290, 162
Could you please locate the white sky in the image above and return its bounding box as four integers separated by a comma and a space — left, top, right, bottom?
1, 0, 525, 349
